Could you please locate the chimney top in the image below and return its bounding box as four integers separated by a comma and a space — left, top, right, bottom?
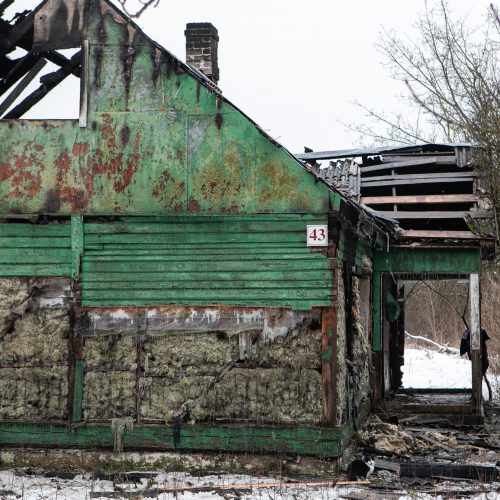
185, 22, 219, 84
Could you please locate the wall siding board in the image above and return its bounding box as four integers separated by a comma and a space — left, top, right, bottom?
0, 223, 72, 277
82, 216, 332, 310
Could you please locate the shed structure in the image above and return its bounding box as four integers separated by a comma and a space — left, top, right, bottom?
299, 144, 496, 424
0, 0, 388, 458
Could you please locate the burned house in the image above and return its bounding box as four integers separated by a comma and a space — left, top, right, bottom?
0, 0, 392, 458
299, 144, 496, 424
0, 0, 495, 462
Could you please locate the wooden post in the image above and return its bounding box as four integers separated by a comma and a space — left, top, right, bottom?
469, 273, 482, 412
321, 306, 336, 425
372, 272, 382, 352
70, 214, 84, 422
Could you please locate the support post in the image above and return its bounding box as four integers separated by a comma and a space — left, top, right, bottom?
70, 214, 84, 422
321, 306, 336, 425
372, 272, 382, 351
469, 273, 482, 412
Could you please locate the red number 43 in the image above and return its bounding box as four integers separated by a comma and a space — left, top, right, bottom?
310, 228, 325, 241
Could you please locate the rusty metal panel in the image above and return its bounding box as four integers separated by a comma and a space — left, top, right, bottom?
81, 215, 333, 310
0, 0, 330, 215
33, 0, 87, 51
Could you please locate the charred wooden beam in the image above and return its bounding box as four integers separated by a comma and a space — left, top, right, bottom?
362, 194, 478, 205
0, 19, 81, 78
363, 171, 476, 183
0, 57, 45, 116
3, 49, 81, 119
400, 230, 482, 239
0, 9, 35, 58
361, 173, 477, 188
0, 0, 15, 17
0, 52, 39, 97
400, 462, 498, 481
361, 156, 457, 174
377, 210, 491, 220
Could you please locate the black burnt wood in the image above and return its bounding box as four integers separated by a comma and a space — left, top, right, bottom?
3, 49, 81, 118
399, 463, 498, 481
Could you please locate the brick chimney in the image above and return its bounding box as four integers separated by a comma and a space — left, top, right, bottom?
185, 23, 219, 84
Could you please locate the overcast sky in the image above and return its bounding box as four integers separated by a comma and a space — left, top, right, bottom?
4, 0, 494, 153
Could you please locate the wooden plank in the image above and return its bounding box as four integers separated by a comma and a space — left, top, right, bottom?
0, 248, 71, 263
83, 259, 330, 273
360, 156, 456, 174
0, 58, 46, 117
362, 176, 474, 188
83, 280, 330, 290
82, 288, 331, 301
82, 298, 326, 309
362, 194, 477, 205
84, 221, 318, 235
0, 422, 346, 458
401, 230, 481, 239
84, 252, 326, 262
0, 264, 72, 276
71, 215, 84, 280
469, 273, 482, 412
363, 171, 475, 183
377, 210, 490, 219
374, 248, 481, 274
0, 223, 71, 237
400, 463, 498, 481
82, 270, 332, 283
72, 360, 84, 423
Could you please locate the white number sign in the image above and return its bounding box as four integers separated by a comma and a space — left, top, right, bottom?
307, 224, 328, 247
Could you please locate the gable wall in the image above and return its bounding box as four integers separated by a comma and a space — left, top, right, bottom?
0, 0, 329, 216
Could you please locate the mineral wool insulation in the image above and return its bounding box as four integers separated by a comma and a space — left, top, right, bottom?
82, 314, 322, 423
0, 278, 70, 420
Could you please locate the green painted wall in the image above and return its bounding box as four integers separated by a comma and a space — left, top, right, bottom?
0, 422, 347, 458
374, 247, 481, 274
0, 215, 332, 309
82, 215, 332, 309
0, 0, 329, 216
0, 223, 71, 276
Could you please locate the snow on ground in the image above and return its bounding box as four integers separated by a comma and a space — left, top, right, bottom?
0, 470, 499, 500
402, 347, 500, 399
402, 347, 472, 389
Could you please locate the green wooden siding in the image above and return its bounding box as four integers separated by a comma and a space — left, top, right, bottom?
374, 248, 481, 273
0, 223, 72, 276
82, 215, 333, 310
0, 422, 347, 458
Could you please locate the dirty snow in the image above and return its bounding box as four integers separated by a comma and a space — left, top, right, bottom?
1, 470, 499, 499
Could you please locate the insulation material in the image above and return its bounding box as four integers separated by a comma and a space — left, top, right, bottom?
83, 371, 136, 421
0, 278, 70, 420
138, 321, 322, 423
259, 321, 321, 368
0, 367, 68, 420
335, 265, 348, 425
84, 336, 137, 371
142, 332, 238, 377
193, 368, 322, 423
0, 279, 28, 310
0, 310, 69, 365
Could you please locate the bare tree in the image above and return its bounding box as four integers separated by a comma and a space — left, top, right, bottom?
116, 0, 160, 17
348, 1, 500, 216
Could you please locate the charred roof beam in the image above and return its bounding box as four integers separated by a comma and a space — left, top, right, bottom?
3, 49, 80, 119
